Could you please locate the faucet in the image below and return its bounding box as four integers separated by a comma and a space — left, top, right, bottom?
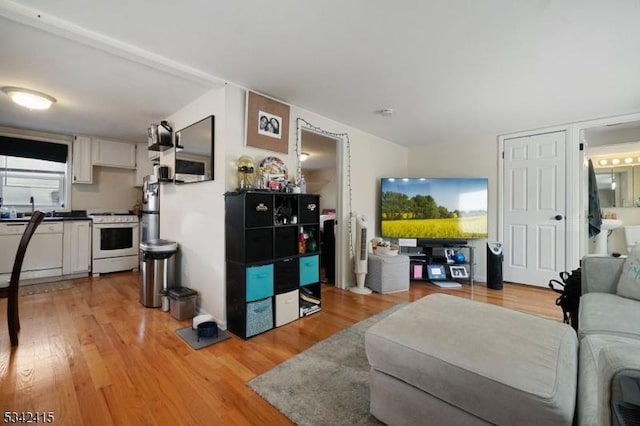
29, 196, 34, 214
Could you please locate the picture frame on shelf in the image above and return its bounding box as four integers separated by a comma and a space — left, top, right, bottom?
263, 172, 287, 191
444, 248, 455, 263
449, 265, 469, 279
245, 91, 290, 154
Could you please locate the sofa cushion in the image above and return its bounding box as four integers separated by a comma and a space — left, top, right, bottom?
578, 334, 640, 426
365, 294, 578, 425
579, 293, 640, 341
616, 244, 640, 300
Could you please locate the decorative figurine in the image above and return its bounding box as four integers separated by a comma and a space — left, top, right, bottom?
236, 156, 255, 189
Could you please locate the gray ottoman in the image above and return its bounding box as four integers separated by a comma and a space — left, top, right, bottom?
365, 253, 409, 294
365, 294, 578, 425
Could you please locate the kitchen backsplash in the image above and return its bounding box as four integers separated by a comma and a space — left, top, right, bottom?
72, 167, 140, 211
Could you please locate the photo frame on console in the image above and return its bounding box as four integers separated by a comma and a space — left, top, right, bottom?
449, 265, 469, 279
245, 91, 290, 154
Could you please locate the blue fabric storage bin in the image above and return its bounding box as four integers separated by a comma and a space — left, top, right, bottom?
246, 264, 274, 302
299, 255, 319, 286
246, 297, 273, 337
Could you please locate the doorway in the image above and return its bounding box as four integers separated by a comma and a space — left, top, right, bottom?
580, 117, 640, 256
300, 128, 339, 285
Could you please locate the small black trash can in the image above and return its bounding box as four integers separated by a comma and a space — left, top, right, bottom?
168, 287, 198, 320
487, 242, 503, 290
140, 239, 178, 307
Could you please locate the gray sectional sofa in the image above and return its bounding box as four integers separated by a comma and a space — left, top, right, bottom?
364, 254, 640, 425
578, 254, 640, 425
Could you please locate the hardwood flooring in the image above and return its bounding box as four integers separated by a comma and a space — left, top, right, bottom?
0, 272, 562, 425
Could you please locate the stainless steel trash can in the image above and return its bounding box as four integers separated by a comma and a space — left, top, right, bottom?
140, 239, 178, 307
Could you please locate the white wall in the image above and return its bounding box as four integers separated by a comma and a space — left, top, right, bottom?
161, 84, 408, 325
160, 86, 227, 325
407, 136, 499, 281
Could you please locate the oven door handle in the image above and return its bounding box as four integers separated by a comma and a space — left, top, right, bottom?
94, 223, 139, 228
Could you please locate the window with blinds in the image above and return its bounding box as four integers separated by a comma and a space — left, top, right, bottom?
0, 136, 70, 211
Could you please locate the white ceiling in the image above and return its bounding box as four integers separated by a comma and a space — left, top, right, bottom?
1, 0, 640, 146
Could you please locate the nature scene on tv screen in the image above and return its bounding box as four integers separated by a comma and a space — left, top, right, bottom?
381, 178, 488, 239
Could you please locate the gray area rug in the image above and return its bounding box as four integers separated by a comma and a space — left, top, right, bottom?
248, 303, 407, 426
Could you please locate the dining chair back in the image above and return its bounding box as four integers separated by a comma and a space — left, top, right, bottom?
1, 211, 45, 346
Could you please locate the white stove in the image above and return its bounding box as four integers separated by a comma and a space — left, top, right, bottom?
87, 209, 140, 276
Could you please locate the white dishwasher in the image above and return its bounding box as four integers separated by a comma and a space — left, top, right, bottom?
0, 221, 64, 283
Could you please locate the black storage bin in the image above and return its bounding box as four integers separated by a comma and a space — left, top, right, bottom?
245, 193, 274, 227
274, 227, 298, 258
299, 195, 319, 224
245, 229, 273, 262
274, 258, 299, 293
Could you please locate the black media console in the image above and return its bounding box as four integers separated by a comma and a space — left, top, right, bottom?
407, 241, 475, 286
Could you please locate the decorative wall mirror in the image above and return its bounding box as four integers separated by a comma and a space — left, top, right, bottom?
174, 115, 215, 184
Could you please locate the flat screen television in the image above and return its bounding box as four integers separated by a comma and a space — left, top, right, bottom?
380, 177, 488, 242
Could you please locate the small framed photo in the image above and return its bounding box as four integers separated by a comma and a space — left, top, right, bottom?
449, 265, 469, 279
444, 248, 455, 263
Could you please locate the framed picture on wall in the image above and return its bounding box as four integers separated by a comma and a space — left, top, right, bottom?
245, 91, 290, 154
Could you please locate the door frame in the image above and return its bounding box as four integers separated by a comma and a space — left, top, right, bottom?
296, 119, 350, 290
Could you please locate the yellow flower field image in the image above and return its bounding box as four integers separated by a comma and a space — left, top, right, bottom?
380, 178, 488, 240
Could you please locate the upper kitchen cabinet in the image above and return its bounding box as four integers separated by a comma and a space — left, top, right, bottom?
73, 135, 93, 184
92, 138, 136, 169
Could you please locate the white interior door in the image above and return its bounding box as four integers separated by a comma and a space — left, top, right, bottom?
503, 131, 566, 286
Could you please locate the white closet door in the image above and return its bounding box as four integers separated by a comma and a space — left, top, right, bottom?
503, 131, 566, 286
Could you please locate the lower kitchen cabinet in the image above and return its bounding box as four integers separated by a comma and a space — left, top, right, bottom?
225, 191, 322, 339
62, 220, 91, 275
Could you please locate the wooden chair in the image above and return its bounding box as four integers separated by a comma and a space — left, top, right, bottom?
0, 211, 45, 346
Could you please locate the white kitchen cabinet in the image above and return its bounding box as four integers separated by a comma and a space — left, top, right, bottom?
92, 138, 136, 169
73, 135, 93, 184
135, 142, 155, 186
62, 220, 91, 275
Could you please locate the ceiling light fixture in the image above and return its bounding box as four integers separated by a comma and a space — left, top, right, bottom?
299, 152, 310, 162
2, 86, 56, 110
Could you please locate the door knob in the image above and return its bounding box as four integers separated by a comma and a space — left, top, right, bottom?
554, 215, 563, 220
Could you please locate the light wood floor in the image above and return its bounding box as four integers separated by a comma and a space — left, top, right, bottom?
0, 272, 562, 425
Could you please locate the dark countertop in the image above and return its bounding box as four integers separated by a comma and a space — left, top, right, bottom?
0, 216, 92, 223
0, 211, 91, 222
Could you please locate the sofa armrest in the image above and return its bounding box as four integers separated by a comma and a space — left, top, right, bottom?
582, 255, 625, 294
597, 344, 640, 425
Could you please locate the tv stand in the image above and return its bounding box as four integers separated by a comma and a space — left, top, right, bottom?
408, 242, 474, 287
